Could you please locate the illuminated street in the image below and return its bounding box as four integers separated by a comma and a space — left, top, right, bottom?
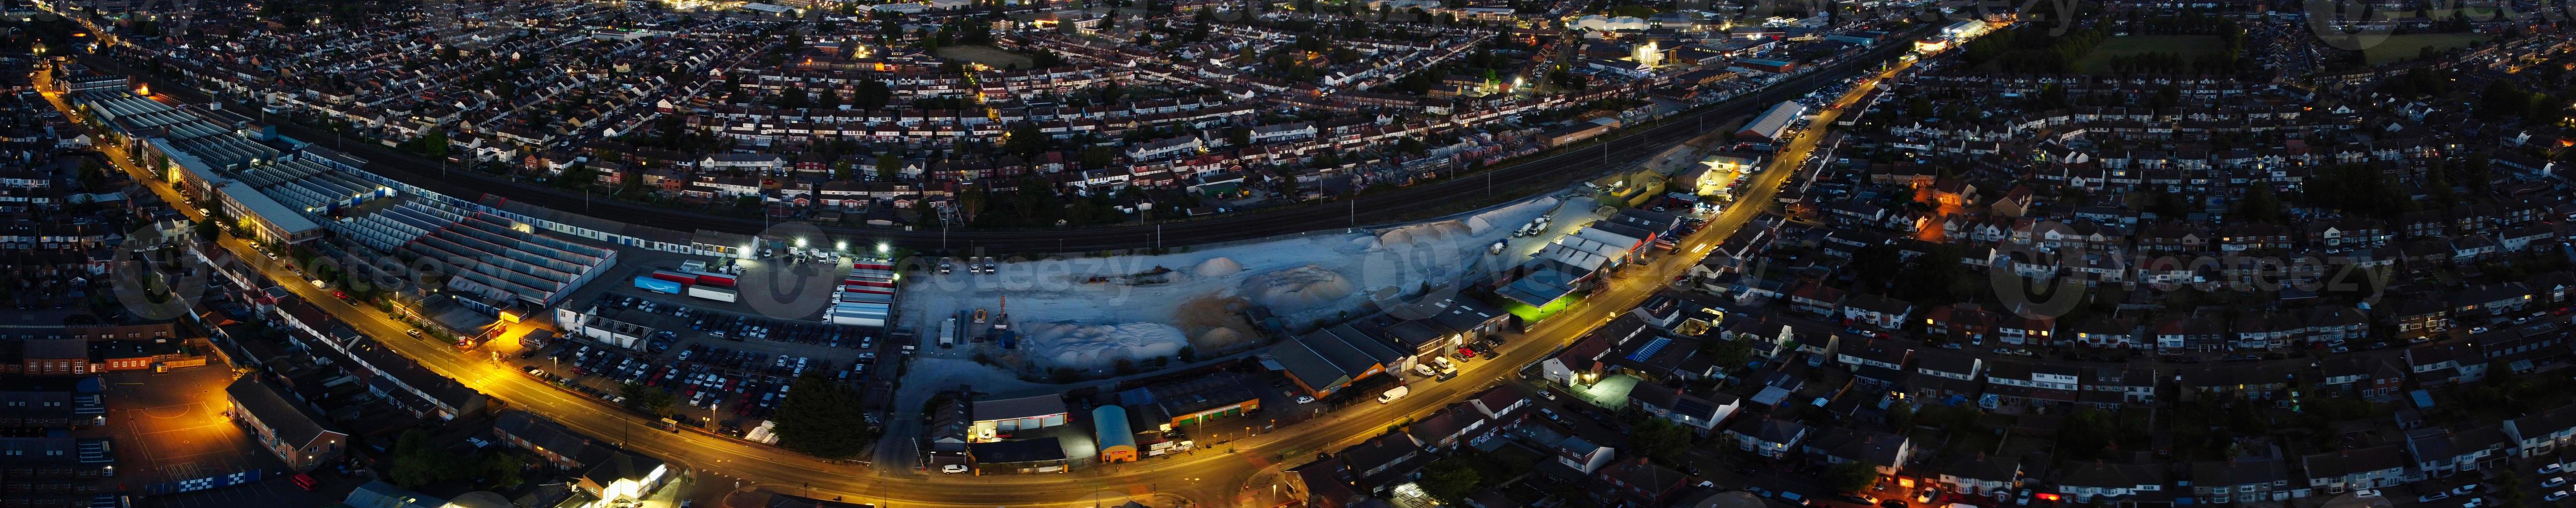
36, 48, 1894, 507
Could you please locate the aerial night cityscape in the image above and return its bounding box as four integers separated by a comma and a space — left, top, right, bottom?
0, 0, 2573, 506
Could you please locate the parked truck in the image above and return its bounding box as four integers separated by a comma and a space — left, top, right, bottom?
938, 317, 958, 347
687, 285, 738, 303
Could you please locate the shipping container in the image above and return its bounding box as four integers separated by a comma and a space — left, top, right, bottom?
844, 279, 898, 288
649, 270, 697, 285
827, 315, 887, 328
841, 286, 896, 295
851, 260, 896, 271
837, 291, 894, 304
686, 270, 738, 287
687, 285, 739, 303
834, 303, 892, 314
633, 276, 685, 294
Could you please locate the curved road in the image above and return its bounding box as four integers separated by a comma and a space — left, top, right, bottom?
128, 60, 1881, 507
67, 36, 1904, 507
88, 33, 1919, 252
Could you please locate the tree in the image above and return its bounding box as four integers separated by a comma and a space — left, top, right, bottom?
877, 153, 903, 181
387, 429, 459, 488
1848, 244, 1905, 290
1004, 123, 1047, 158
194, 219, 220, 241
1701, 338, 1752, 374
1416, 456, 1483, 505
620, 382, 673, 415
1081, 146, 1117, 168
1823, 461, 1879, 493
854, 80, 893, 110
77, 159, 107, 189
419, 131, 450, 159
1629, 418, 1693, 466
775, 373, 877, 458
2231, 185, 2284, 223
481, 453, 526, 489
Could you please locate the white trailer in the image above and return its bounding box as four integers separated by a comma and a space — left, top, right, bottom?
687, 285, 739, 303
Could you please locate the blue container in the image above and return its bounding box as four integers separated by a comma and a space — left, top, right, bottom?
632, 275, 684, 294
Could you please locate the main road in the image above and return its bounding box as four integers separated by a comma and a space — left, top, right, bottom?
60, 45, 1898, 507
81, 31, 1922, 253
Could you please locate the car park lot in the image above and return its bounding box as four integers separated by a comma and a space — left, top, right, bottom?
91, 368, 342, 507
520, 293, 899, 433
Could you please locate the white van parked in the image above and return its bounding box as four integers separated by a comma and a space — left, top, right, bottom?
1377, 385, 1410, 404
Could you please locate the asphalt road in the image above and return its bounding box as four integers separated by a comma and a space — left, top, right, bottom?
80, 33, 1921, 253
60, 46, 1896, 507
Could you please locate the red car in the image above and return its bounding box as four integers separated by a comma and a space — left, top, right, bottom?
1456, 347, 1476, 359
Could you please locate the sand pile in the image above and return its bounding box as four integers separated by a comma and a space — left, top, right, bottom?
1374, 220, 1471, 251
1194, 257, 1244, 277
1020, 322, 1189, 371
1239, 265, 1357, 312
1193, 328, 1252, 352
1465, 215, 1496, 235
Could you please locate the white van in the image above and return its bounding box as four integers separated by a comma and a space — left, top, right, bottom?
1377, 385, 1410, 404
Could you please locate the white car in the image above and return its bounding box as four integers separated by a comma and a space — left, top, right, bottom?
2352, 489, 2379, 498
1412, 364, 1436, 376
2542, 463, 2565, 474
941, 464, 969, 474
2546, 491, 2569, 502
1430, 357, 1454, 369
2420, 492, 2451, 502
2452, 484, 2479, 496
1295, 396, 1315, 404
2547, 477, 2568, 488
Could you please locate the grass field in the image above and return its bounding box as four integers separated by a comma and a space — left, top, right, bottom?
935, 45, 1035, 69
2074, 35, 2226, 74
2362, 33, 2488, 65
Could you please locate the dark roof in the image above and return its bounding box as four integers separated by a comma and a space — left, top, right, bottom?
1271, 335, 1355, 392
492, 410, 610, 467
969, 437, 1067, 464
1339, 433, 1424, 476
2300, 445, 2408, 478
20, 338, 84, 359
224, 377, 340, 449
